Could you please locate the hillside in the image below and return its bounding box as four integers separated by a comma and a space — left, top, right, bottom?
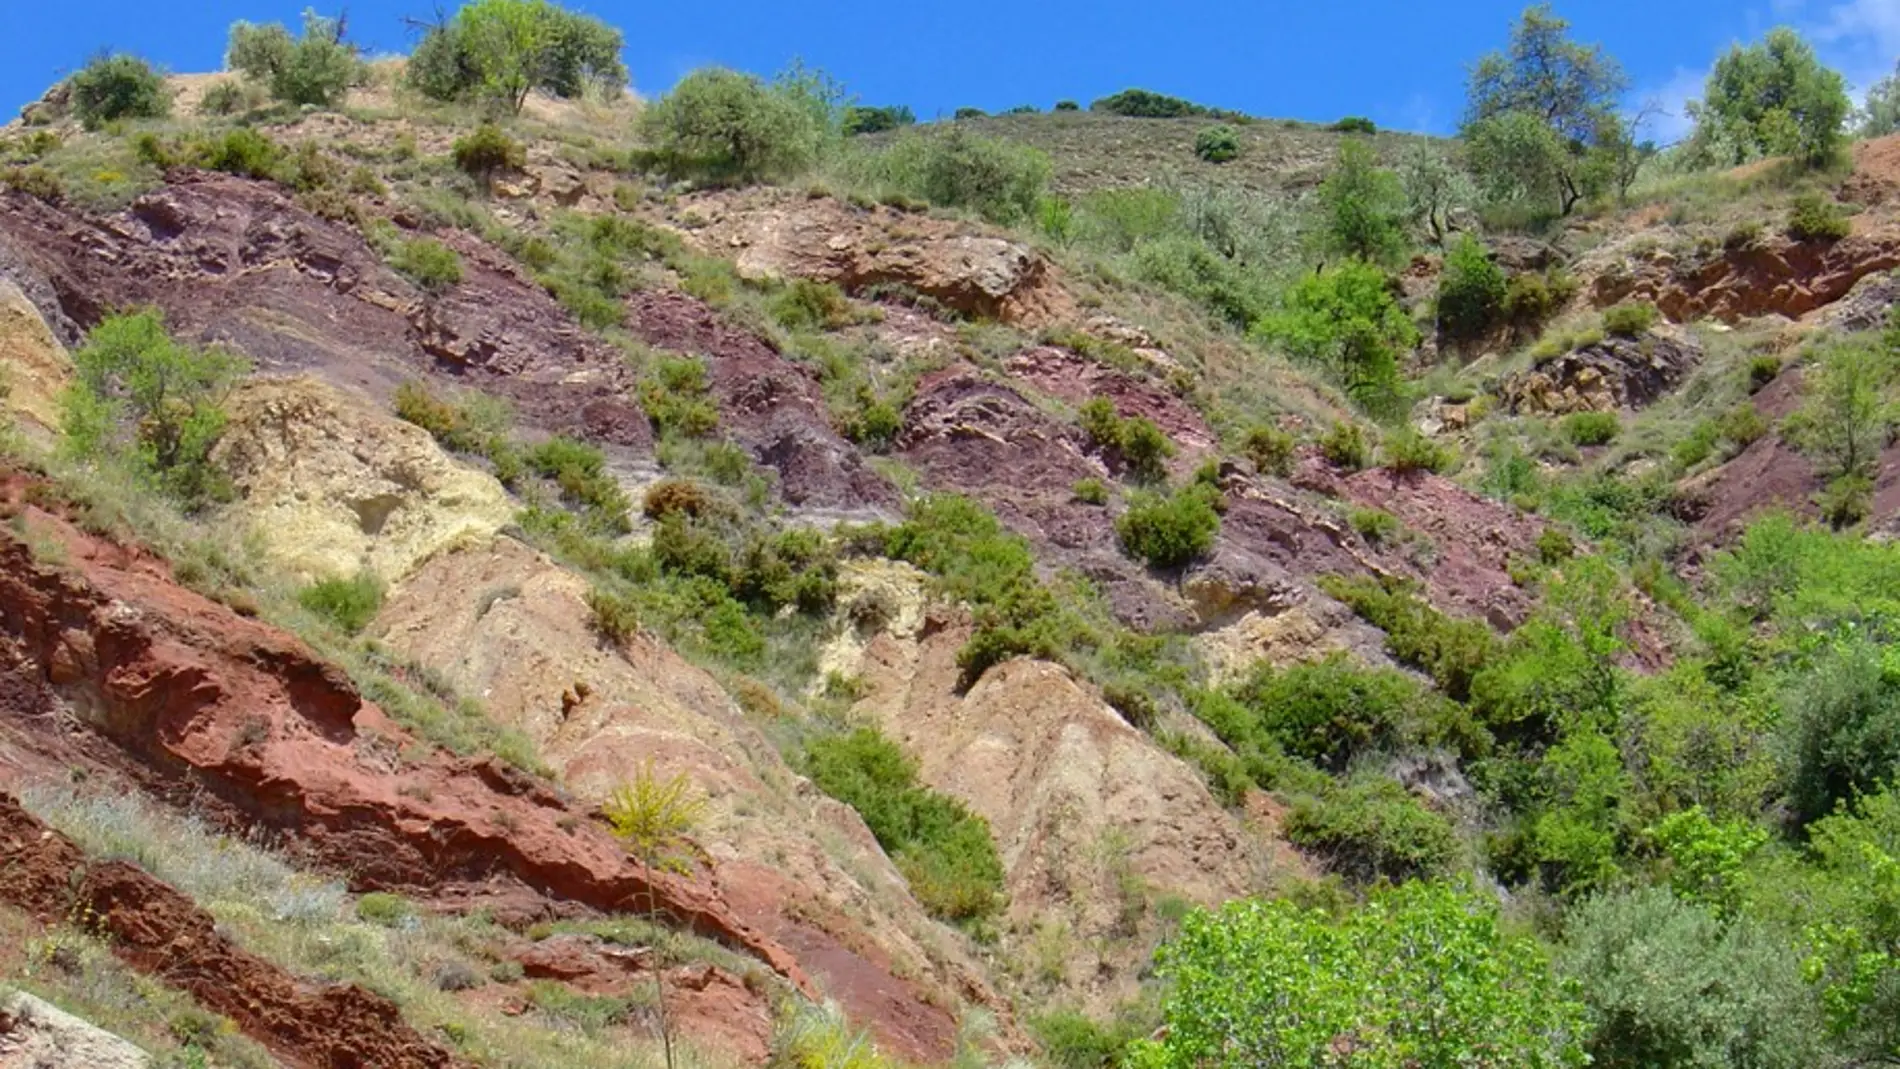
6, 7, 1900, 1069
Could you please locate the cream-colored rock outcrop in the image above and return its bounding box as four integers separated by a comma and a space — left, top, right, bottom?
825, 563, 1279, 1011
211, 376, 513, 584
0, 280, 71, 436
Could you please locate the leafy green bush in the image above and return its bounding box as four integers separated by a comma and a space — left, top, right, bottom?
1502, 269, 1578, 332
194, 128, 283, 179
1286, 777, 1459, 884
1748, 354, 1783, 391
1072, 477, 1109, 505
1558, 887, 1825, 1069
451, 123, 525, 180
1351, 506, 1402, 545
585, 586, 640, 642
1241, 425, 1295, 477
1090, 88, 1225, 118
407, 0, 626, 113
524, 436, 631, 532
1193, 125, 1240, 163
1330, 116, 1378, 134
769, 279, 854, 331
639, 67, 820, 184
1323, 575, 1497, 704
1134, 882, 1585, 1069
1116, 486, 1221, 568
1077, 397, 1175, 484
297, 572, 385, 634
1781, 634, 1900, 825
1231, 654, 1444, 771
1255, 261, 1416, 417
68, 53, 170, 130
384, 234, 464, 293
1319, 420, 1371, 470
804, 727, 1004, 921
841, 104, 914, 135
1537, 526, 1576, 564
1031, 1010, 1145, 1069
853, 127, 1052, 224
58, 310, 246, 509
1601, 301, 1659, 338
1562, 410, 1620, 446
1436, 234, 1506, 341
354, 891, 415, 927
1786, 192, 1851, 241
225, 9, 363, 108
1384, 427, 1453, 474
1316, 139, 1408, 266
639, 355, 720, 437
1054, 100, 1080, 111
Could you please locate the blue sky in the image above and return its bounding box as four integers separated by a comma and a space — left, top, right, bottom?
5, 0, 1898, 141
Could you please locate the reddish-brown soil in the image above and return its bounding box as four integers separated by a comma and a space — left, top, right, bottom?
0, 178, 651, 449
0, 793, 465, 1069
0, 473, 803, 988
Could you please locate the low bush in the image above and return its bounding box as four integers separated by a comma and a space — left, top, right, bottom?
384, 234, 463, 293
1072, 477, 1110, 505
1330, 116, 1378, 134
585, 586, 640, 643
804, 727, 1005, 921
1091, 88, 1233, 119
1747, 354, 1783, 391
1786, 192, 1850, 242
1350, 506, 1401, 545
1242, 425, 1296, 477
1284, 775, 1458, 883
1502, 269, 1578, 332
1436, 234, 1507, 341
1193, 125, 1241, 163
1054, 99, 1080, 111
1319, 420, 1372, 470
1384, 428, 1454, 474
1601, 301, 1659, 338
524, 436, 632, 533
1320, 574, 1497, 703
297, 572, 384, 634
841, 104, 914, 135
68, 53, 170, 129
1231, 654, 1446, 771
451, 123, 525, 181
1116, 485, 1221, 568
1562, 410, 1620, 446
1078, 397, 1175, 484
638, 355, 720, 437
851, 127, 1052, 224
354, 891, 414, 927
195, 128, 283, 179
769, 279, 855, 331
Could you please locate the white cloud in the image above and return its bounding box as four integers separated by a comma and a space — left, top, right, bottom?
1631, 67, 1709, 144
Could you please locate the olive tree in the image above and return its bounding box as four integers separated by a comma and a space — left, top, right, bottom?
227, 9, 365, 108
406, 0, 626, 113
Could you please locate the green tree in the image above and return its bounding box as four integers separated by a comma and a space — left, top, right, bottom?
67, 53, 170, 130
1316, 139, 1408, 265
1399, 142, 1475, 245
1687, 27, 1849, 168
1784, 337, 1895, 485
1131, 881, 1587, 1069
1437, 233, 1507, 341
1558, 887, 1828, 1069
59, 309, 247, 509
226, 9, 364, 108
1862, 60, 1900, 139
638, 67, 820, 184
406, 0, 626, 113
1463, 5, 1629, 216
1254, 261, 1417, 418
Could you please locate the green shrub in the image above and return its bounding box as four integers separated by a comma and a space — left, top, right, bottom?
639, 355, 720, 437
1786, 192, 1851, 242
769, 279, 854, 331
804, 727, 1004, 921
1562, 410, 1620, 446
1256, 261, 1415, 416
639, 67, 819, 184
1600, 301, 1659, 338
1384, 428, 1453, 474
1137, 883, 1585, 1069
1, 165, 63, 202
1242, 425, 1296, 477
195, 128, 283, 179
225, 9, 363, 108
1782, 633, 1900, 824
1350, 506, 1401, 545
1072, 477, 1109, 505
854, 127, 1052, 224
354, 891, 414, 927
1436, 234, 1507, 341
1316, 139, 1409, 266
525, 436, 631, 532
1090, 88, 1225, 118
385, 235, 464, 293
406, 0, 626, 113
1284, 776, 1459, 883
1078, 398, 1175, 484
68, 53, 170, 129
197, 80, 259, 117
1032, 1010, 1144, 1069
1724, 219, 1765, 251
1502, 269, 1576, 332
1319, 420, 1371, 470
1231, 654, 1439, 771
841, 104, 914, 135
1747, 354, 1782, 391
298, 572, 385, 634
1330, 116, 1378, 134
585, 586, 640, 643
59, 310, 246, 510
451, 123, 525, 180
1320, 574, 1497, 703
1054, 99, 1080, 111
1537, 526, 1576, 564
953, 107, 987, 120
1193, 125, 1241, 163
1558, 887, 1825, 1069
1116, 486, 1221, 568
